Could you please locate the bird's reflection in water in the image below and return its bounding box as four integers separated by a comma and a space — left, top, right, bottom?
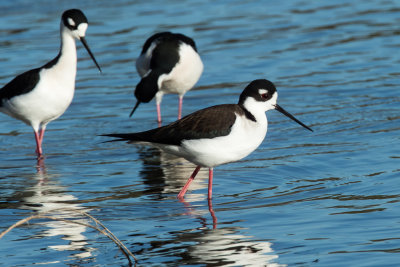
138, 146, 217, 227
20, 159, 94, 262
141, 225, 285, 266
179, 197, 218, 229
187, 227, 286, 267
136, 149, 284, 264
138, 146, 208, 201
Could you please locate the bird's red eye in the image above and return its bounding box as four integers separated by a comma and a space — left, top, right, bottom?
261, 93, 269, 99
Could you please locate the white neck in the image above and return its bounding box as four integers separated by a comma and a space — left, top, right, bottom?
49, 23, 77, 80
241, 98, 268, 126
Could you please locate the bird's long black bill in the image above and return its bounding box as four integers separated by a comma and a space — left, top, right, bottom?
275, 104, 313, 132
80, 37, 102, 73
129, 101, 141, 117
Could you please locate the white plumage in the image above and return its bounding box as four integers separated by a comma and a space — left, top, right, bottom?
0, 9, 101, 157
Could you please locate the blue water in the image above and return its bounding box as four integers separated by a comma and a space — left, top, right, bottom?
0, 0, 399, 266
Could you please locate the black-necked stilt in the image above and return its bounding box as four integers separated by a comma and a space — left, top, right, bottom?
130, 32, 203, 123
0, 9, 101, 157
104, 79, 313, 199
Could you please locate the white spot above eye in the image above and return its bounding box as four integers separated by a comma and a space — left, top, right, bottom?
258, 89, 268, 95
67, 17, 76, 27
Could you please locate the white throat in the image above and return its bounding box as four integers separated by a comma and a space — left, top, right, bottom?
57, 23, 78, 75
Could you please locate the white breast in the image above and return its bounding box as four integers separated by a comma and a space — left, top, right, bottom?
159, 43, 203, 95
160, 113, 268, 168
3, 66, 76, 130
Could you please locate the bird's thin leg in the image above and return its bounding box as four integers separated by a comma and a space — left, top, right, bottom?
177, 166, 201, 199
38, 126, 46, 146
208, 197, 217, 229
34, 130, 43, 157
178, 95, 183, 120
156, 103, 162, 124
208, 168, 214, 200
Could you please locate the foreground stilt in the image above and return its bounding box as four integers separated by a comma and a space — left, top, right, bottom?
177, 166, 201, 199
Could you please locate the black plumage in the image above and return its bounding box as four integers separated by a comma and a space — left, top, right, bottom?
107, 104, 249, 145
0, 69, 40, 105
0, 53, 63, 105
135, 32, 195, 104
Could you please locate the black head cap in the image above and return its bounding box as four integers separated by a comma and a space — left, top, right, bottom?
238, 79, 277, 105
134, 70, 161, 103
62, 9, 88, 30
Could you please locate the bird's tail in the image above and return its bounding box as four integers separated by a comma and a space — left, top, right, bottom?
100, 133, 143, 143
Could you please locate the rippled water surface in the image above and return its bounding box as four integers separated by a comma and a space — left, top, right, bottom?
0, 0, 399, 266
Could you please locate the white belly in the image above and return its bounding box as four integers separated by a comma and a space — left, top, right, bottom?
158, 115, 268, 168
2, 67, 75, 130
160, 43, 203, 96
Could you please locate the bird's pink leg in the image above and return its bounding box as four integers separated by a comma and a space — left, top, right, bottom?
208, 168, 213, 200
207, 168, 217, 228
208, 197, 217, 229
178, 96, 183, 120
156, 103, 162, 124
34, 126, 46, 157
34, 131, 43, 157
177, 166, 201, 199
38, 126, 46, 146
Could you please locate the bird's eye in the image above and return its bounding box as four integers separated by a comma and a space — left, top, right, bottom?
261, 93, 269, 99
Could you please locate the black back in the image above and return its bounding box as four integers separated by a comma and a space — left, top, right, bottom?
105, 104, 251, 145
150, 38, 180, 74
140, 32, 197, 55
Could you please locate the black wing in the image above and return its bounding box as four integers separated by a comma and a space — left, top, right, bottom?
104, 104, 243, 145
0, 68, 40, 105
149, 37, 180, 73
